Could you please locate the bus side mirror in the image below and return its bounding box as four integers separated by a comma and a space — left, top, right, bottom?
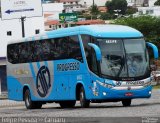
88, 43, 102, 61
146, 42, 159, 59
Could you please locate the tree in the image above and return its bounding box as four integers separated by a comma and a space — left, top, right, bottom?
105, 0, 128, 15
90, 4, 99, 15
154, 0, 160, 6
126, 7, 138, 15
100, 13, 116, 20
114, 16, 160, 41
114, 16, 160, 60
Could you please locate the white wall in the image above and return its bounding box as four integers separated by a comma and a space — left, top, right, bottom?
0, 3, 64, 58
127, 0, 135, 6
79, 0, 108, 7
0, 16, 44, 58
43, 3, 63, 21
43, 3, 63, 13
149, 0, 157, 7
137, 6, 160, 16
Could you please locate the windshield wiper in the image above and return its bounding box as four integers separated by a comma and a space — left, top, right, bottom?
116, 57, 125, 77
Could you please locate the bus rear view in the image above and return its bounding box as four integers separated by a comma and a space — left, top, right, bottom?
7, 25, 159, 109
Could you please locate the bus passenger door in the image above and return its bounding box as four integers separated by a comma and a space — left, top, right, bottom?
88, 49, 102, 98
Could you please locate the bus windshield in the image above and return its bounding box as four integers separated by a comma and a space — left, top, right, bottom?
97, 38, 150, 80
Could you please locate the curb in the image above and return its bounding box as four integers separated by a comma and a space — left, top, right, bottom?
0, 100, 24, 108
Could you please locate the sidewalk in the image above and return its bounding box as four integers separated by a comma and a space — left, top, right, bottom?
0, 92, 8, 99
0, 99, 24, 108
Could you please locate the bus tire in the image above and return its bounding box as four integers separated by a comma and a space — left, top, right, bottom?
34, 102, 43, 109
122, 99, 131, 107
79, 86, 90, 108
59, 101, 76, 108
24, 89, 42, 109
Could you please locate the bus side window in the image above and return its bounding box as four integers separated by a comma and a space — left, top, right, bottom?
81, 35, 99, 74
81, 35, 93, 69
53, 37, 69, 60
19, 43, 27, 63
68, 36, 83, 62
7, 44, 18, 64
91, 50, 98, 74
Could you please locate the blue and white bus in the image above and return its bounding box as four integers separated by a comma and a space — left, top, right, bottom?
7, 25, 159, 109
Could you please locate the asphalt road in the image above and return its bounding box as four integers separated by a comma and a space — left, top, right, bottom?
0, 89, 160, 123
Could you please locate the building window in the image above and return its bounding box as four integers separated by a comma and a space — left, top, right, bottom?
146, 10, 153, 14
35, 29, 40, 34
150, 10, 154, 14
7, 31, 12, 36
139, 10, 143, 15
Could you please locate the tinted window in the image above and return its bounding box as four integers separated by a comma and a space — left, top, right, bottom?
7, 35, 83, 64
81, 35, 98, 74
68, 36, 83, 61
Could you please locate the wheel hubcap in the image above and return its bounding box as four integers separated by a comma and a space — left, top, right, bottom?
26, 93, 30, 106
80, 91, 84, 102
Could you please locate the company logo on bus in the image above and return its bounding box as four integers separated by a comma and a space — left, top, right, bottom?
36, 66, 51, 97
116, 81, 121, 86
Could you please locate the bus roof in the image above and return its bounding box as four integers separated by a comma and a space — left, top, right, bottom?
46, 24, 143, 39
8, 24, 143, 44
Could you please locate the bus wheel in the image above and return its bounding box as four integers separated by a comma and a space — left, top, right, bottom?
122, 99, 131, 107
79, 86, 90, 108
24, 89, 42, 109
34, 102, 43, 109
59, 101, 76, 108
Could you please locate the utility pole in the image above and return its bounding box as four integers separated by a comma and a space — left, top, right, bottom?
20, 16, 26, 38
91, 0, 95, 20
0, 78, 1, 95
134, 0, 137, 7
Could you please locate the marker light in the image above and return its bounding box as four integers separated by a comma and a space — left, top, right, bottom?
103, 92, 107, 96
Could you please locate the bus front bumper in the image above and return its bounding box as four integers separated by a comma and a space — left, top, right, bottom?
91, 86, 152, 100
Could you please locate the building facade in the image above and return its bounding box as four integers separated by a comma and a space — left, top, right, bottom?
127, 0, 149, 7
0, 1, 45, 94
137, 6, 160, 16
57, 0, 87, 12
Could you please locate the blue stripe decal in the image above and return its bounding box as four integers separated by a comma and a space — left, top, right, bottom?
29, 63, 36, 83
37, 62, 41, 69
53, 61, 54, 75
44, 61, 48, 67
27, 37, 36, 83
40, 36, 48, 68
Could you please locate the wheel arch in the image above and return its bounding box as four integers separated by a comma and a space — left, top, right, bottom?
76, 82, 85, 100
